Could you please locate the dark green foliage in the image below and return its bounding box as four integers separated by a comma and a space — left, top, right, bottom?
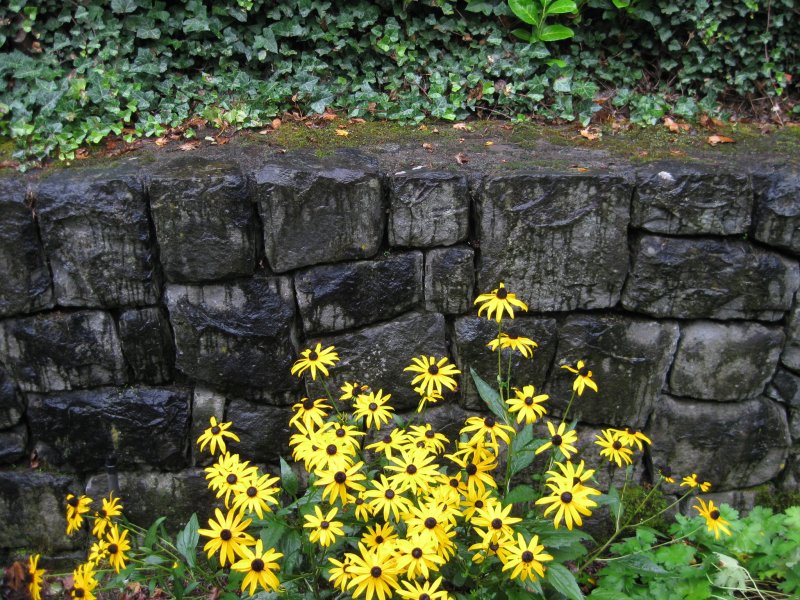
1, 0, 797, 163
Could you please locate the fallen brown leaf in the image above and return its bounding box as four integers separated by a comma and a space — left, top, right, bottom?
432, 128, 439, 134
154, 137, 168, 147
0, 159, 20, 170
670, 149, 686, 157
452, 123, 471, 131
500, 124, 514, 130
664, 117, 690, 133
335, 128, 350, 137
418, 124, 428, 131
707, 135, 735, 145
349, 118, 366, 124
321, 109, 337, 121
580, 127, 602, 141
455, 152, 469, 165
271, 118, 282, 130
422, 142, 433, 152
75, 148, 90, 160
257, 129, 272, 135
484, 140, 494, 147
178, 140, 201, 151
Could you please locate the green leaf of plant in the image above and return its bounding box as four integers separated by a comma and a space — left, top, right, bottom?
280, 456, 299, 497
505, 485, 538, 504
508, 0, 542, 26
545, 563, 585, 600
111, 0, 138, 14
470, 367, 509, 423
176, 513, 199, 569
617, 553, 667, 574
546, 0, 578, 15
511, 27, 534, 42
144, 516, 166, 549
539, 24, 575, 41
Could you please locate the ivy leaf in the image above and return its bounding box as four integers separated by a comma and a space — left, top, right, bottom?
508, 0, 542, 26
175, 514, 199, 569
111, 0, 138, 14
545, 563, 585, 600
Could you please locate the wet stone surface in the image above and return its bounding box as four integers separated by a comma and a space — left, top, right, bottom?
226, 398, 293, 464
752, 172, 800, 255
118, 306, 175, 385
0, 366, 24, 429
424, 245, 475, 315
0, 423, 27, 464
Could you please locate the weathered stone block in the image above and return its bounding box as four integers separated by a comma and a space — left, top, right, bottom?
669, 321, 784, 401
0, 366, 24, 429
86, 469, 213, 532
0, 310, 127, 392
453, 316, 557, 411
753, 173, 800, 254
765, 366, 800, 409
295, 252, 423, 334
307, 312, 449, 411
165, 275, 297, 395
424, 246, 475, 314
191, 387, 228, 466
0, 423, 27, 465
118, 307, 174, 385
27, 386, 190, 474
0, 471, 79, 552
226, 398, 293, 464
252, 152, 383, 272
648, 395, 790, 490
621, 234, 799, 320
477, 173, 631, 311
149, 157, 256, 282
36, 165, 159, 307
388, 171, 469, 247
0, 177, 53, 317
549, 314, 680, 428
781, 301, 800, 373
632, 166, 751, 235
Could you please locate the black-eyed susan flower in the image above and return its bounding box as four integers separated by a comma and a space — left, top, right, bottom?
414, 386, 444, 412
447, 445, 498, 495
346, 543, 401, 600
91, 493, 123, 538
474, 282, 528, 322
657, 465, 675, 483
352, 390, 395, 430
361, 522, 398, 552
546, 460, 595, 492
535, 485, 600, 530
534, 421, 579, 460
198, 507, 255, 567
365, 428, 408, 459
231, 472, 281, 518
408, 424, 449, 454
27, 554, 45, 600
469, 535, 512, 564
304, 506, 345, 547
314, 461, 367, 505
471, 501, 522, 543
231, 540, 283, 596
435, 472, 468, 505
70, 563, 98, 600
205, 452, 259, 507
507, 385, 548, 424
501, 532, 553, 583
289, 397, 332, 431
196, 416, 240, 456
487, 332, 538, 358
105, 524, 131, 573
385, 448, 440, 495
595, 429, 633, 468
560, 360, 598, 396
66, 494, 92, 535
405, 498, 461, 550
460, 416, 515, 449
305, 434, 357, 473
291, 343, 339, 380
396, 576, 451, 600
681, 473, 712, 492
328, 555, 354, 592
613, 427, 652, 451
353, 494, 372, 522
395, 534, 446, 580
461, 488, 494, 521
362, 475, 414, 522
87, 540, 108, 566
340, 381, 370, 401
404, 356, 461, 397
693, 498, 731, 539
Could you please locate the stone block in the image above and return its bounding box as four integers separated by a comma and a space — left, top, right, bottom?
295, 252, 423, 335
477, 173, 631, 311
149, 157, 256, 282
0, 177, 53, 317
753, 173, 800, 254
621, 234, 799, 320
424, 246, 475, 314
765, 366, 800, 409
307, 312, 450, 411
669, 321, 784, 401
0, 366, 24, 429
453, 316, 557, 411
252, 151, 383, 272
0, 423, 27, 465
191, 386, 228, 466
0, 310, 127, 392
549, 314, 680, 428
632, 166, 751, 235
118, 307, 174, 384
781, 301, 800, 372
27, 386, 190, 474
36, 165, 159, 307
0, 471, 79, 552
226, 398, 293, 464
388, 171, 469, 247
165, 275, 297, 395
647, 395, 790, 491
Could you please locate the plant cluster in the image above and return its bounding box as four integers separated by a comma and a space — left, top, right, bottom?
15, 282, 799, 600
1, 0, 798, 164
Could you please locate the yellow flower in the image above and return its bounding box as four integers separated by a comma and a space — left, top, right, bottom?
70, 563, 98, 600
613, 427, 652, 451
535, 421, 579, 460
681, 473, 712, 492
328, 555, 354, 592
560, 360, 598, 396
27, 554, 45, 600
535, 485, 600, 530
65, 494, 92, 535
291, 343, 339, 380
469, 534, 512, 564
447, 445, 498, 496
198, 507, 255, 566
352, 389, 395, 430
396, 576, 452, 600
361, 522, 398, 552
405, 498, 461, 550
471, 501, 522, 543
314, 461, 367, 505
414, 386, 444, 412
91, 493, 123, 538
501, 532, 553, 582
385, 448, 440, 495
461, 488, 494, 521
231, 472, 281, 518
404, 355, 461, 397
231, 540, 283, 596
460, 415, 515, 448
365, 428, 409, 459
693, 498, 731, 539
545, 460, 595, 492
346, 543, 401, 600
473, 282, 528, 322
205, 452, 259, 507
353, 494, 372, 522
487, 332, 538, 358
395, 534, 446, 580
340, 381, 369, 400
289, 397, 332, 431
595, 429, 633, 468
105, 524, 131, 573
407, 424, 449, 454
362, 475, 414, 522
87, 540, 108, 566
304, 506, 345, 547
196, 415, 240, 456
507, 385, 548, 424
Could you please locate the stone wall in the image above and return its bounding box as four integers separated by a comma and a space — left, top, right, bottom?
1, 148, 798, 556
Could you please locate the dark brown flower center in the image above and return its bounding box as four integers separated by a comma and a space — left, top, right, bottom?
370, 566, 382, 578
74, 589, 85, 598
491, 518, 503, 530
421, 594, 431, 600
303, 398, 315, 410
496, 287, 508, 299
417, 441, 425, 448
334, 471, 347, 484
220, 529, 232, 541
368, 402, 378, 411
326, 444, 338, 455
449, 478, 459, 488
211, 425, 221, 435
573, 476, 581, 486
484, 417, 496, 428
428, 364, 439, 375
710, 510, 720, 520
425, 430, 434, 438
424, 517, 437, 529
251, 558, 264, 572
466, 463, 478, 475
552, 434, 562, 446
247, 486, 257, 497
521, 550, 534, 563
489, 541, 499, 551
578, 366, 589, 376
320, 521, 330, 529
524, 397, 533, 405
355, 497, 364, 505
226, 474, 237, 485
308, 351, 318, 361
100, 509, 107, 518
612, 441, 622, 450
406, 465, 417, 475
561, 492, 573, 504
382, 435, 392, 444
68, 496, 78, 507
108, 543, 118, 554
385, 489, 395, 499
375, 535, 384, 544
411, 547, 423, 559
336, 428, 346, 437
474, 500, 484, 508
